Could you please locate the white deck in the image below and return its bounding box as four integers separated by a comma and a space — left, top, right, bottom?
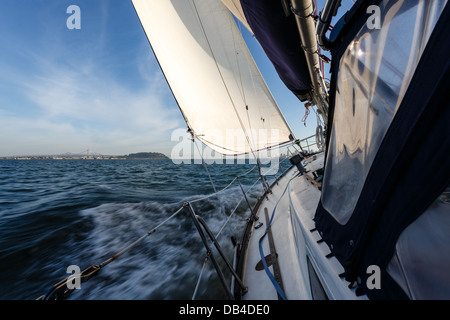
242, 154, 365, 300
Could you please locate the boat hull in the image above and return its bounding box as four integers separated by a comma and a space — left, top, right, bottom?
236, 153, 364, 300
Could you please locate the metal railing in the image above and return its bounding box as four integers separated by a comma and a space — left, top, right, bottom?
296, 134, 324, 154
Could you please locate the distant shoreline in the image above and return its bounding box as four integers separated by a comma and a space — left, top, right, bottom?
0, 152, 169, 160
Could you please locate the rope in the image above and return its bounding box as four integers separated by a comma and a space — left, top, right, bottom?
191, 175, 261, 300
40, 205, 185, 300
192, 257, 208, 300
302, 104, 311, 126
239, 163, 258, 177
257, 172, 300, 300
39, 159, 263, 300
99, 206, 184, 268
315, 125, 325, 151
193, 134, 217, 193
191, 0, 260, 163
215, 176, 261, 240
40, 140, 296, 300
258, 188, 289, 300
190, 177, 238, 204
189, 164, 258, 204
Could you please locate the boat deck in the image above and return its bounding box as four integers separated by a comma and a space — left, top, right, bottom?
241, 153, 364, 300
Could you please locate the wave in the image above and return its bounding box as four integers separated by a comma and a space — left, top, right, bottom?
67, 184, 262, 299
0, 159, 272, 299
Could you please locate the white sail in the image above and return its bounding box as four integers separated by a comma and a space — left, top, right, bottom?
132, 0, 294, 155
219, 0, 253, 33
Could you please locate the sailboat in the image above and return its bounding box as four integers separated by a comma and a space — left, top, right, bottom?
131, 0, 449, 300
38, 0, 449, 300
133, 0, 450, 300
134, 0, 450, 300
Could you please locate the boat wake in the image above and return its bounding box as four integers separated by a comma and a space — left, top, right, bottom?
70, 185, 261, 300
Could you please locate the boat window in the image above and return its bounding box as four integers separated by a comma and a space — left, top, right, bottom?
307, 257, 328, 300
321, 0, 447, 224
386, 186, 450, 299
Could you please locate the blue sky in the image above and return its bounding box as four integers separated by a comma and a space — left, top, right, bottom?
0, 0, 334, 157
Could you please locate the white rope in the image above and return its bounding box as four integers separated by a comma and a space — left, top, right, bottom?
99, 206, 184, 268
193, 135, 217, 193
239, 164, 258, 177
216, 176, 261, 240
189, 176, 238, 203
192, 257, 208, 300
189, 164, 258, 204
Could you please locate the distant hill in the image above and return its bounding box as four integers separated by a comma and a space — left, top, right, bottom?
126, 152, 168, 159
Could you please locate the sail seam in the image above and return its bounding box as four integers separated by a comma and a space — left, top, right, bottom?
191, 0, 258, 159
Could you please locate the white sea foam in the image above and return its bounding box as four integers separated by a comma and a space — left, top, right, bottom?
76, 184, 262, 299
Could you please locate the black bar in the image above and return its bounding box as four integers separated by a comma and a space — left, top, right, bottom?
184, 202, 237, 300
196, 215, 247, 294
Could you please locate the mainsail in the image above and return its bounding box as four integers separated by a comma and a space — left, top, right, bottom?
132, 0, 294, 155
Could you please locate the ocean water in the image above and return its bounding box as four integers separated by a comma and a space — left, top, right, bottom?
0, 158, 284, 300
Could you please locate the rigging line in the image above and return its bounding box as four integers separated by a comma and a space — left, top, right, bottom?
245, 46, 266, 130
99, 206, 185, 269
41, 205, 186, 299
258, 172, 300, 300
233, 8, 278, 133
220, 5, 258, 154
340, 1, 351, 11
193, 133, 217, 193
216, 195, 245, 240
189, 163, 259, 204
311, 105, 324, 127
238, 163, 258, 178
229, 10, 247, 107
192, 257, 208, 300
191, 0, 258, 160
216, 176, 261, 240
197, 136, 242, 155
192, 175, 261, 300
190, 176, 238, 203
200, 134, 294, 156
228, 9, 260, 151
228, 0, 246, 27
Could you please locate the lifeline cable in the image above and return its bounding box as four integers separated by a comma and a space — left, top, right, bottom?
39, 206, 184, 300
38, 163, 262, 300
257, 172, 301, 300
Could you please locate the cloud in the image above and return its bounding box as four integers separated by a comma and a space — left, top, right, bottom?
0, 110, 79, 155
0, 3, 184, 156
26, 61, 179, 131
19, 59, 182, 155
